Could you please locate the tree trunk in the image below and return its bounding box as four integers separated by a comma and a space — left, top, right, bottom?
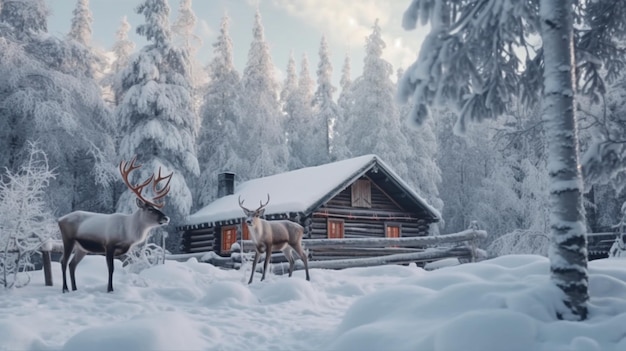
540, 0, 589, 321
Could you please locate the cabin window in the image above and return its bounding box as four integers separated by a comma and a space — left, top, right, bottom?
351, 179, 371, 208
221, 226, 238, 254
328, 219, 344, 239
241, 223, 250, 240
386, 223, 401, 238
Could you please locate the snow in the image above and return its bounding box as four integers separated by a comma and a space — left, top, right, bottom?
185, 154, 440, 226
3, 254, 626, 350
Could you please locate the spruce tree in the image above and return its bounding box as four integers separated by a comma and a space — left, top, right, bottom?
116, 0, 200, 252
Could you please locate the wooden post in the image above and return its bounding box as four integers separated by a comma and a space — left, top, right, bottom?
42, 250, 53, 286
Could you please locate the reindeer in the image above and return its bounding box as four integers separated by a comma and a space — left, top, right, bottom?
238, 195, 310, 284
58, 156, 173, 293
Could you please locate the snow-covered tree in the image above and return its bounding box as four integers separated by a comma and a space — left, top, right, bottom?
0, 0, 47, 40
116, 0, 200, 252
0, 142, 56, 288
583, 76, 626, 194
312, 35, 337, 165
280, 52, 298, 114
171, 0, 199, 51
333, 53, 353, 160
240, 9, 287, 178
434, 110, 494, 234
398, 0, 626, 321
280, 52, 301, 167
171, 0, 204, 103
66, 0, 108, 85
0, 0, 116, 216
104, 16, 135, 107
397, 68, 443, 219
67, 0, 91, 46
196, 14, 244, 208
344, 19, 412, 180
285, 54, 315, 169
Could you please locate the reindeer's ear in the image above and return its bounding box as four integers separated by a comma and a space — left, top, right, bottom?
136, 197, 147, 209
258, 208, 265, 217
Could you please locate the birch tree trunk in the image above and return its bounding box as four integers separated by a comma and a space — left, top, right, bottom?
540, 0, 589, 321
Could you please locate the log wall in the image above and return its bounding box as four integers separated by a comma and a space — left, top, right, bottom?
310, 182, 431, 240
181, 227, 216, 253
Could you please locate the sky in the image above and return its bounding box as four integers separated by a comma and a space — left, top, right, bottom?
45, 0, 430, 87
3, 253, 626, 350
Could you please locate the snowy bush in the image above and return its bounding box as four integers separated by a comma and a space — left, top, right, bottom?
121, 230, 167, 274
0, 143, 56, 288
487, 229, 550, 258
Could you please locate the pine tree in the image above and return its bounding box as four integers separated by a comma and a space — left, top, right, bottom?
171, 0, 203, 102
312, 35, 337, 165
240, 9, 287, 178
313, 37, 340, 164
67, 0, 92, 46
333, 53, 353, 160
105, 16, 136, 107
196, 14, 244, 208
172, 0, 199, 51
345, 20, 412, 180
281, 52, 300, 167
397, 70, 443, 222
287, 53, 315, 169
0, 0, 116, 216
116, 0, 200, 252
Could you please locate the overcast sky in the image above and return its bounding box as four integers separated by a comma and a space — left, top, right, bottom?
46, 0, 429, 87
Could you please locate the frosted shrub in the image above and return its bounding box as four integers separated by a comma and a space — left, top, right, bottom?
122, 231, 167, 274
0, 143, 56, 288
487, 229, 550, 257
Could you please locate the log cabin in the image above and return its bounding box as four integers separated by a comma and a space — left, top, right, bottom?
178, 154, 441, 255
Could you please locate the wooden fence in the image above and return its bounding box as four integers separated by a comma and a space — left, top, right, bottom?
40, 239, 64, 286
169, 229, 489, 272
41, 230, 626, 286
41, 229, 488, 285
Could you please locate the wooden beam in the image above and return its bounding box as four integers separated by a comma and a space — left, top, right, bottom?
271, 247, 475, 272
238, 229, 487, 251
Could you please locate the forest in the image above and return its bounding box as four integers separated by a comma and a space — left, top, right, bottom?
1, 0, 625, 268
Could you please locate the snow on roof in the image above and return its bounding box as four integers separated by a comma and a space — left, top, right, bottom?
184, 154, 439, 227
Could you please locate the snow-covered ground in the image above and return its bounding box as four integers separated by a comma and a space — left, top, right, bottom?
1, 255, 626, 351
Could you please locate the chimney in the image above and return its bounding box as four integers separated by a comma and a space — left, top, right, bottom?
217, 172, 235, 198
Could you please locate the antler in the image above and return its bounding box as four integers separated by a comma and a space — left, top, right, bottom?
151, 167, 173, 206
119, 156, 173, 209
238, 195, 251, 212
258, 194, 270, 211
238, 194, 270, 212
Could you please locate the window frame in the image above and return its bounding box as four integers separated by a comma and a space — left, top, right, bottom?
385, 222, 402, 238
220, 225, 238, 254
327, 218, 345, 239
351, 179, 372, 208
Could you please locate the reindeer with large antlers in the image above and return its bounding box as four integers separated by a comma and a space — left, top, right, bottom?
239, 194, 310, 284
58, 156, 173, 293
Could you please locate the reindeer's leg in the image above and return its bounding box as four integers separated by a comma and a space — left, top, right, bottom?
283, 247, 295, 277
105, 246, 115, 292
261, 244, 272, 281
69, 249, 87, 291
61, 238, 75, 293
293, 243, 310, 281
248, 251, 261, 284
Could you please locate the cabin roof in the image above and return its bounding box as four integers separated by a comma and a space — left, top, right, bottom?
183, 154, 441, 227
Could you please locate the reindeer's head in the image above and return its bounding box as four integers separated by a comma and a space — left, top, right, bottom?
120, 156, 173, 226
238, 194, 270, 227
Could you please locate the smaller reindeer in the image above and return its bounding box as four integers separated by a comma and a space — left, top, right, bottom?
239, 195, 310, 284
58, 156, 173, 293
